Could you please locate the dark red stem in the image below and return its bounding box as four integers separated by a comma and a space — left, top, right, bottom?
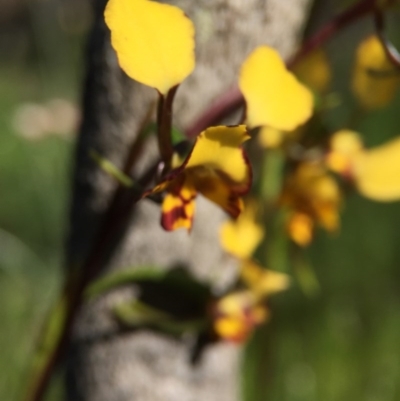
157, 86, 178, 169
185, 87, 243, 138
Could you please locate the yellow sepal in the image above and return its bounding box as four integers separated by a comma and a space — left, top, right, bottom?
326, 130, 364, 174
105, 0, 195, 94
352, 35, 400, 109
354, 137, 400, 201
287, 212, 314, 247
240, 260, 291, 297
258, 126, 285, 149
239, 46, 314, 131
220, 201, 264, 259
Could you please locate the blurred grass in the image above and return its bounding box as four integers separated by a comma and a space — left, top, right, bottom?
0, 1, 85, 396
260, 194, 400, 401
0, 65, 75, 400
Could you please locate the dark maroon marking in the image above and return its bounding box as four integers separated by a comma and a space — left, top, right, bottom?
160, 190, 197, 231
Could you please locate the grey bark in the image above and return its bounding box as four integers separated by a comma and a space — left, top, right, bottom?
65, 1, 312, 400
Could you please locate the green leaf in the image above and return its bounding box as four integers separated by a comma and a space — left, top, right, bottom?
113, 300, 207, 335
114, 300, 172, 325
171, 127, 186, 145
86, 266, 211, 303
260, 148, 284, 204
89, 149, 133, 187
85, 267, 166, 299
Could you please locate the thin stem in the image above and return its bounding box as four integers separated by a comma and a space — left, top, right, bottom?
292, 245, 320, 298
157, 86, 178, 169
185, 87, 243, 138
288, 0, 376, 66
374, 9, 400, 68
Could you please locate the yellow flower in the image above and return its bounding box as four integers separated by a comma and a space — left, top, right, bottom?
327, 131, 400, 202
286, 213, 314, 247
353, 137, 400, 201
213, 291, 268, 343
352, 35, 400, 110
240, 260, 290, 298
213, 261, 289, 343
105, 0, 195, 94
218, 202, 290, 342
281, 162, 341, 246
219, 201, 264, 259
147, 125, 252, 231
239, 46, 314, 131
258, 126, 285, 149
326, 130, 364, 175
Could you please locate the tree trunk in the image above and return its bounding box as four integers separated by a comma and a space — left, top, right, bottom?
65, 1, 312, 400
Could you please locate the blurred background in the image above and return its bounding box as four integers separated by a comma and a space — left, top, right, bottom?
0, 0, 90, 399
1, 0, 400, 401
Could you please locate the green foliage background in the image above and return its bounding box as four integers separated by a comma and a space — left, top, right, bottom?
0, 1, 81, 398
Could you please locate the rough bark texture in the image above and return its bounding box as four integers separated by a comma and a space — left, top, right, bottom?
65, 1, 312, 400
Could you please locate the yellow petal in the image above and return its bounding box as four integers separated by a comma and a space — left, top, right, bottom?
352, 35, 400, 109
326, 129, 364, 174
214, 316, 251, 343
214, 291, 268, 342
258, 126, 285, 149
287, 212, 314, 247
105, 0, 195, 94
311, 174, 341, 231
353, 137, 400, 201
330, 130, 364, 154
281, 163, 341, 233
220, 201, 264, 259
161, 175, 197, 231
186, 125, 251, 187
215, 292, 253, 318
293, 49, 331, 93
240, 260, 291, 297
239, 46, 314, 130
